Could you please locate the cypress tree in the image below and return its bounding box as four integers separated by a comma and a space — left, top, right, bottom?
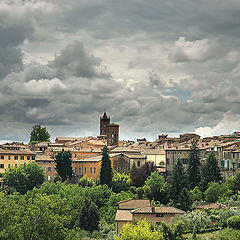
187, 140, 201, 189
76, 198, 100, 232
54, 150, 73, 181
169, 159, 187, 203
99, 146, 112, 187
201, 152, 222, 191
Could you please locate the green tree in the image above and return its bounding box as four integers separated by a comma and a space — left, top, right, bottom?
187, 140, 201, 189
111, 171, 131, 193
190, 186, 203, 202
78, 175, 96, 188
55, 150, 73, 182
130, 161, 157, 187
29, 124, 50, 145
115, 219, 162, 240
204, 182, 231, 202
143, 171, 168, 204
177, 188, 192, 212
3, 162, 44, 194
99, 146, 112, 187
76, 198, 100, 232
201, 152, 222, 191
169, 159, 187, 203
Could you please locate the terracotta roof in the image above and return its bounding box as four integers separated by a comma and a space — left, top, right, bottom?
115, 210, 132, 221
195, 202, 226, 209
35, 154, 53, 161
73, 155, 102, 162
0, 149, 36, 155
131, 206, 185, 214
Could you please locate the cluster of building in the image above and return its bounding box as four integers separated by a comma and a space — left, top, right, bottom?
1, 112, 240, 186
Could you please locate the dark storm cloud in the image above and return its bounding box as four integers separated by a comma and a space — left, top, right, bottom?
1, 0, 240, 141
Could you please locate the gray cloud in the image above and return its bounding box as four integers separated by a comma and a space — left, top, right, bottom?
1, 0, 240, 142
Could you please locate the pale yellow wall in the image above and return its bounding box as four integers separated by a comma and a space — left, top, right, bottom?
116, 221, 131, 234
132, 213, 178, 224
146, 154, 166, 167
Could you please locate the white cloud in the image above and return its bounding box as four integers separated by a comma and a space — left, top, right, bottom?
22, 78, 67, 95
195, 113, 240, 137
170, 37, 220, 62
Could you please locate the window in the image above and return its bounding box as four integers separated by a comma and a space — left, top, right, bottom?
8, 164, 11, 168
182, 158, 188, 164
84, 167, 86, 173
48, 176, 51, 181
0, 164, 4, 168
20, 156, 24, 160
79, 167, 81, 174
14, 156, 18, 160
47, 167, 52, 172
32, 156, 35, 160
75, 167, 77, 174
1, 155, 4, 160
75, 154, 76, 158
137, 161, 140, 167
15, 164, 17, 167
94, 167, 96, 173
27, 156, 30, 160
90, 167, 92, 173
156, 213, 164, 218
8, 156, 11, 160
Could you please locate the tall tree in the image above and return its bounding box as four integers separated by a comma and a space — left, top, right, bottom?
169, 159, 187, 203
187, 140, 201, 189
130, 161, 157, 187
99, 146, 112, 187
29, 124, 50, 145
54, 150, 73, 182
144, 171, 168, 204
3, 162, 45, 194
76, 198, 100, 232
201, 152, 222, 191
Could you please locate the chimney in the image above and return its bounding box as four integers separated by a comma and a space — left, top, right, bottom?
151, 206, 155, 213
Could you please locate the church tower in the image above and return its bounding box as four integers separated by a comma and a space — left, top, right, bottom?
100, 112, 110, 135
100, 112, 119, 146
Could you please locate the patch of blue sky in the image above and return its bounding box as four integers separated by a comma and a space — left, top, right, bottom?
162, 87, 191, 101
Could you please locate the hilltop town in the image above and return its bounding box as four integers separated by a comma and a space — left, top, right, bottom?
1, 112, 240, 186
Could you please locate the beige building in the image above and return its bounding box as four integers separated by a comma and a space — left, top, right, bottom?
115, 199, 185, 234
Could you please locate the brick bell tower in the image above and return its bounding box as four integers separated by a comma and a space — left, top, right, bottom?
100, 112, 110, 135
100, 112, 119, 146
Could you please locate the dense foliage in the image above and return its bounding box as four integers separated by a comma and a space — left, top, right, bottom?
115, 219, 185, 240
29, 124, 50, 145
130, 161, 157, 187
100, 146, 112, 187
201, 152, 222, 191
55, 150, 73, 181
3, 162, 45, 194
187, 140, 201, 189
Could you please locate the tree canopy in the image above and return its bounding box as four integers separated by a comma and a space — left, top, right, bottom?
201, 152, 222, 191
3, 162, 45, 194
54, 150, 73, 182
29, 124, 50, 145
99, 146, 112, 187
130, 161, 157, 187
187, 140, 201, 189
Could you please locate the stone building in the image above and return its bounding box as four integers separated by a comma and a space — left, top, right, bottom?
100, 112, 119, 146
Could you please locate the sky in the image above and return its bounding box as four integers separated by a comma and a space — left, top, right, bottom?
1, 0, 240, 143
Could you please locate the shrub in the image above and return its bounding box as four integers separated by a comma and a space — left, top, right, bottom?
227, 216, 240, 229
180, 211, 211, 232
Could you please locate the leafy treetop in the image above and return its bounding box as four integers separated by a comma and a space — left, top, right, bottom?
29, 124, 50, 145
